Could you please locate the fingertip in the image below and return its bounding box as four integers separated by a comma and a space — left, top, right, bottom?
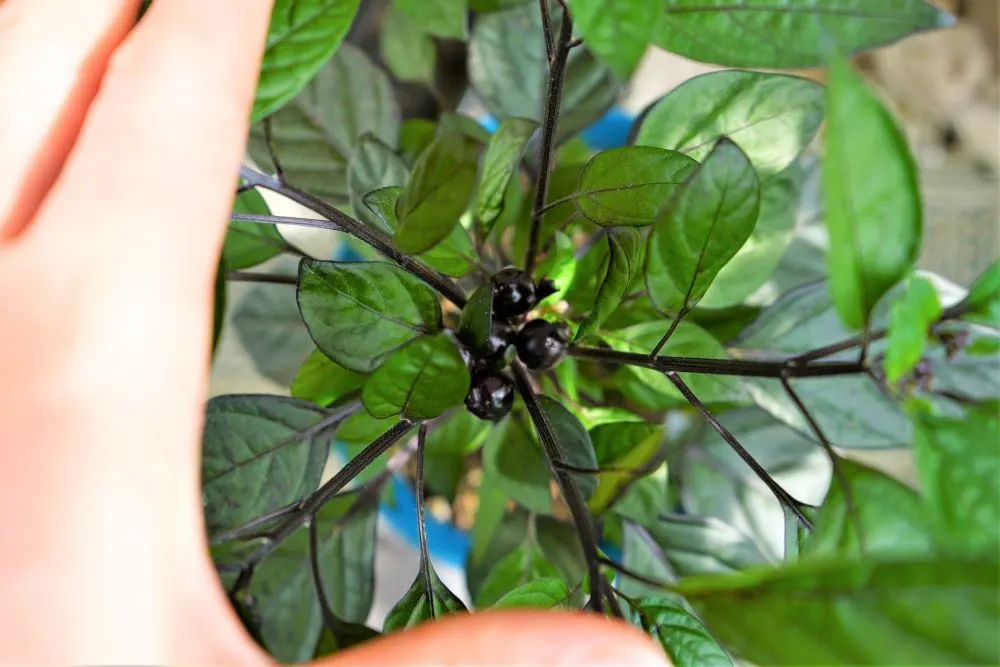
320, 611, 670, 667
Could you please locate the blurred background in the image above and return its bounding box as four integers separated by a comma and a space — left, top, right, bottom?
212, 0, 999, 627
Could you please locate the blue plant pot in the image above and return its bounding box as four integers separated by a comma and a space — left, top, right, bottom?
341, 106, 635, 569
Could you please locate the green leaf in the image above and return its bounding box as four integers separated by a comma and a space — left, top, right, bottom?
380, 7, 437, 84
470, 449, 511, 564
646, 138, 761, 315
619, 522, 679, 600
250, 494, 377, 662
468, 2, 620, 139
201, 395, 335, 536
363, 187, 477, 278
233, 281, 314, 386
393, 0, 468, 40
395, 132, 480, 254
823, 56, 922, 330
348, 134, 409, 231
213, 256, 227, 357
492, 577, 569, 609
399, 119, 438, 165
426, 409, 491, 455
569, 0, 655, 78
291, 349, 367, 406
535, 231, 577, 303
627, 598, 733, 667
635, 70, 825, 180
297, 260, 442, 373
249, 43, 399, 206
807, 458, 935, 558
962, 259, 1000, 327
361, 334, 470, 420
475, 542, 562, 608
483, 415, 553, 514
383, 562, 467, 632
587, 421, 665, 515
252, 0, 361, 120
457, 284, 495, 356
336, 411, 401, 447
537, 396, 599, 500
475, 117, 538, 232
576, 228, 642, 342
653, 0, 953, 69
574, 147, 698, 227
225, 188, 284, 270
603, 321, 743, 405
700, 159, 805, 308
644, 514, 769, 577
884, 275, 942, 385
912, 402, 1000, 554
313, 621, 379, 660
680, 557, 999, 666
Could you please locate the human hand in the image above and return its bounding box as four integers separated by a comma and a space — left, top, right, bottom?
0, 0, 667, 663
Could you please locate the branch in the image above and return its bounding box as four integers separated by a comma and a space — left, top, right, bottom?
525, 7, 573, 275
539, 0, 555, 62
238, 166, 467, 308
246, 419, 416, 566
569, 346, 863, 379
511, 363, 606, 614
228, 270, 297, 285
664, 372, 813, 529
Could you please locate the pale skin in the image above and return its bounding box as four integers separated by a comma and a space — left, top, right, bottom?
0, 0, 670, 663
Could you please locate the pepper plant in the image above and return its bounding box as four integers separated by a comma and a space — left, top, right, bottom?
203, 0, 1000, 664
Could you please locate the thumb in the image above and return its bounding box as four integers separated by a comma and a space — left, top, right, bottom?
318, 611, 671, 666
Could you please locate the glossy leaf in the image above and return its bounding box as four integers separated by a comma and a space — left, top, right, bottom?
636, 71, 824, 180
361, 334, 470, 420
225, 188, 284, 270
394, 0, 467, 40
380, 7, 437, 84
492, 578, 569, 609
467, 2, 620, 139
644, 513, 769, 577
681, 557, 999, 666
569, 0, 656, 78
961, 259, 1000, 327
474, 542, 562, 608
457, 284, 494, 356
202, 395, 335, 536
912, 402, 1000, 554
297, 260, 442, 373
383, 563, 467, 632
250, 494, 377, 662
253, 0, 361, 120
627, 598, 732, 667
363, 187, 477, 278
574, 147, 698, 227
233, 281, 315, 385
475, 117, 538, 232
249, 44, 399, 206
576, 228, 642, 342
537, 395, 599, 500
291, 349, 367, 406
348, 134, 409, 230
884, 275, 942, 385
395, 132, 480, 254
806, 458, 935, 558
653, 0, 952, 69
535, 231, 577, 303
823, 56, 922, 330
700, 158, 805, 308
603, 321, 743, 405
646, 138, 761, 315
587, 421, 665, 515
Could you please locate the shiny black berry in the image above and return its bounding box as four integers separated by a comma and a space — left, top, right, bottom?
491, 268, 537, 320
464, 374, 515, 421
514, 319, 571, 370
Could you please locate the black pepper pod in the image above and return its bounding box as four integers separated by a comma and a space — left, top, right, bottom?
491, 268, 538, 321
514, 319, 571, 370
464, 373, 515, 421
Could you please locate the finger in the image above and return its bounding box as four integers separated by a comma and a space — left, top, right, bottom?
0, 0, 139, 240
29, 0, 273, 277
324, 611, 670, 666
